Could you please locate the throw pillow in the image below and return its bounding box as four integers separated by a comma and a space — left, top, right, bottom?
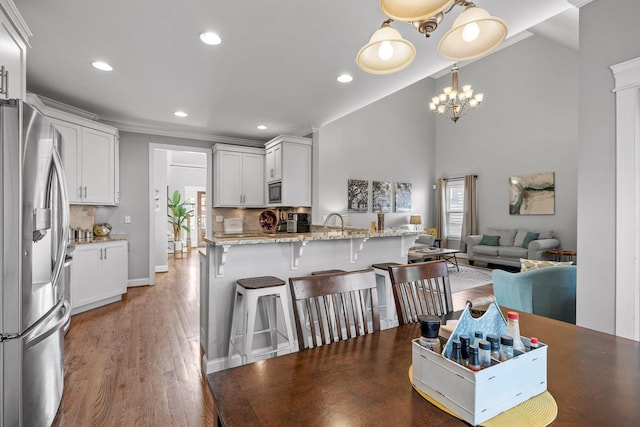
522, 232, 540, 248
479, 235, 500, 246
513, 230, 529, 247
520, 258, 574, 272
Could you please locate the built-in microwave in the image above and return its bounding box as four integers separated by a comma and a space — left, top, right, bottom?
268, 181, 282, 204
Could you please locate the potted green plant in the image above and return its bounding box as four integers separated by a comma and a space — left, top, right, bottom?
167, 190, 194, 253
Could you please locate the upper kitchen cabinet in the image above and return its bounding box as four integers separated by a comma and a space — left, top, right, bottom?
31, 97, 120, 205
0, 0, 30, 100
264, 135, 312, 207
213, 144, 265, 207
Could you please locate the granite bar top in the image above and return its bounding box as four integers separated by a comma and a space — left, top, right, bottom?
70, 233, 128, 245
205, 227, 422, 247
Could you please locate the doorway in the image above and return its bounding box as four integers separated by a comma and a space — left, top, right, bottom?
148, 144, 212, 280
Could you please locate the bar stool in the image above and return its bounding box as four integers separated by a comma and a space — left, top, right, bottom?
227, 276, 295, 368
372, 262, 400, 330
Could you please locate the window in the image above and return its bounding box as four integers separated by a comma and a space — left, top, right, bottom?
445, 179, 464, 239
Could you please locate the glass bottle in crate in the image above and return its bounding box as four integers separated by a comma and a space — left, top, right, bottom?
478, 340, 491, 368
450, 340, 463, 365
487, 334, 500, 360
499, 335, 514, 361
468, 346, 481, 371
506, 311, 526, 353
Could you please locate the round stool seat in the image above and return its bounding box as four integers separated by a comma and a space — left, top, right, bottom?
311, 269, 345, 275
237, 276, 285, 289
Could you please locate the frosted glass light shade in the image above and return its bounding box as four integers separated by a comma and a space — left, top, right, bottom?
438, 6, 508, 61
380, 0, 451, 22
357, 23, 416, 74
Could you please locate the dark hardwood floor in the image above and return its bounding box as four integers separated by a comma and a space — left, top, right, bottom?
52, 251, 493, 426
52, 249, 214, 427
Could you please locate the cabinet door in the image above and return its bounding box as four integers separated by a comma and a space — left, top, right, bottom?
100, 243, 126, 299
216, 150, 243, 206
265, 144, 282, 183
70, 246, 100, 309
0, 12, 26, 100
243, 153, 265, 206
81, 128, 115, 204
50, 119, 83, 203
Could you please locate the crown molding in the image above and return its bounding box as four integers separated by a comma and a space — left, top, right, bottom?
102, 118, 266, 147
28, 93, 99, 121
0, 0, 33, 46
567, 0, 593, 7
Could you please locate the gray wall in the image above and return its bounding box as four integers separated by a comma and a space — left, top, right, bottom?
435, 35, 578, 251
96, 131, 213, 282
316, 78, 436, 230
577, 0, 640, 334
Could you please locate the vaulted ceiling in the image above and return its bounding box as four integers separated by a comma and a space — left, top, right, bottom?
16, 0, 576, 142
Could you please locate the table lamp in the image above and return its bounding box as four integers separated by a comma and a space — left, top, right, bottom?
409, 214, 422, 231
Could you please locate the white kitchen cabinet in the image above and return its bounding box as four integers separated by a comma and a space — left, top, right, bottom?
70, 240, 128, 314
0, 1, 29, 100
264, 135, 312, 207
265, 142, 282, 183
47, 112, 119, 205
213, 144, 265, 207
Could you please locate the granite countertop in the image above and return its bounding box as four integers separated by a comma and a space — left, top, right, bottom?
70, 233, 128, 245
205, 227, 422, 247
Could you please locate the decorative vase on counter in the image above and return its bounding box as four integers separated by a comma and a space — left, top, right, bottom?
377, 207, 384, 232
93, 223, 112, 237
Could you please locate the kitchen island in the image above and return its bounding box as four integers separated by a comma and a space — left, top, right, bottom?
200, 228, 422, 373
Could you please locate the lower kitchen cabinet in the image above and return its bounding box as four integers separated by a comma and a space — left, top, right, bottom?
70, 240, 128, 314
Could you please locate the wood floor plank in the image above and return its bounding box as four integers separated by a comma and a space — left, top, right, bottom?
52, 250, 214, 427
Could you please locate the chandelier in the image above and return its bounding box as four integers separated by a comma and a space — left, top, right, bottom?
356, 0, 508, 75
429, 65, 482, 123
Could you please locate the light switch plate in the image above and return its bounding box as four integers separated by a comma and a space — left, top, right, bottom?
124, 215, 131, 224
216, 215, 224, 222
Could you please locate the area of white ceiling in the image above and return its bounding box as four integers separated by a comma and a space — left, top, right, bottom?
16, 0, 575, 142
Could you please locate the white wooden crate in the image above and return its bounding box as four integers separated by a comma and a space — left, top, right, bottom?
411, 304, 547, 426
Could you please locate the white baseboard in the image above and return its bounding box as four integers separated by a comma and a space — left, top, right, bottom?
127, 277, 152, 287
155, 265, 168, 273
202, 343, 297, 374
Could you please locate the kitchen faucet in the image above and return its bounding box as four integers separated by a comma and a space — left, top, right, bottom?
323, 213, 344, 233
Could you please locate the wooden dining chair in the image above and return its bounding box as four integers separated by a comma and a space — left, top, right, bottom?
289, 268, 380, 349
387, 260, 454, 325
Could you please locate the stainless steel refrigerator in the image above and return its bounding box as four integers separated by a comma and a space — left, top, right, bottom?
0, 99, 71, 426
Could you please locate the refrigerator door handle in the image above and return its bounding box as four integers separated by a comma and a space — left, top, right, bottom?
50, 148, 70, 289
24, 299, 70, 350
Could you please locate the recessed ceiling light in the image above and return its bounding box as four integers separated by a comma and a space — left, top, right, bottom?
174, 111, 188, 118
200, 32, 222, 46
337, 74, 353, 83
257, 125, 267, 130
92, 61, 113, 71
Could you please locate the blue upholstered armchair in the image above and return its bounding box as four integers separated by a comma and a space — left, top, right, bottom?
492, 266, 577, 324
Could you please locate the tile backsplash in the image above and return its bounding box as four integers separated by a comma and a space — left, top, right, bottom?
212, 207, 311, 235
69, 205, 96, 230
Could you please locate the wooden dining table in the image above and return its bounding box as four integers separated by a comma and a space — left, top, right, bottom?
207, 309, 640, 426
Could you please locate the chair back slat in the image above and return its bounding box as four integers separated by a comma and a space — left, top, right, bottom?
289, 269, 380, 349
388, 261, 453, 325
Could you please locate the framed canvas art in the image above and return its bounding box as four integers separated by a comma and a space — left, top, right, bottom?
508, 172, 555, 215
372, 181, 392, 213
394, 182, 412, 212
347, 179, 369, 213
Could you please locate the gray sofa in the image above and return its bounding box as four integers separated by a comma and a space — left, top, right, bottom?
466, 227, 560, 268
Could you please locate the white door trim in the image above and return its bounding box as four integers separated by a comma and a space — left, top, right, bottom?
611, 56, 640, 341
148, 143, 212, 284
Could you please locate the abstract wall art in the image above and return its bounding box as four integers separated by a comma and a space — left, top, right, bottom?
508, 172, 555, 215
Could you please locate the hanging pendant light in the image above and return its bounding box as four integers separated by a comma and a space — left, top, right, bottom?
380, 0, 452, 22
438, 5, 508, 61
356, 20, 416, 75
